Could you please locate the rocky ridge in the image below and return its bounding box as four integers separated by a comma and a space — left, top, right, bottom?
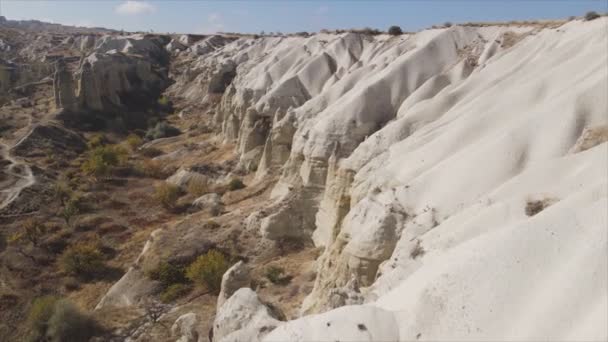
1, 15, 606, 342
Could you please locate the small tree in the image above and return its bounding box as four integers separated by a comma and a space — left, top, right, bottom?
10, 219, 47, 247
27, 296, 60, 341
584, 11, 600, 21
59, 242, 105, 279
60, 199, 80, 227
388, 25, 403, 35
46, 300, 98, 342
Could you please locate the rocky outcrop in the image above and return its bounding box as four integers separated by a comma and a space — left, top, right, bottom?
213, 288, 283, 342
53, 58, 77, 111
172, 313, 199, 342
76, 51, 169, 112
167, 18, 608, 342
217, 261, 251, 309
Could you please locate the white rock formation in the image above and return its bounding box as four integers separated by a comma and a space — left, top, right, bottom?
213, 288, 282, 342
168, 18, 608, 341
217, 261, 251, 309
96, 18, 608, 342
172, 313, 199, 342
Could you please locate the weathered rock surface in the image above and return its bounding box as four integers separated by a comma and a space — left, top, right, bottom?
76, 51, 169, 112
53, 58, 77, 111
172, 313, 199, 342
213, 288, 282, 342
217, 261, 251, 309
166, 18, 608, 342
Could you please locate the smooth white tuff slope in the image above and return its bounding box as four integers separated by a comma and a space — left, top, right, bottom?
261, 19, 608, 342
163, 18, 608, 342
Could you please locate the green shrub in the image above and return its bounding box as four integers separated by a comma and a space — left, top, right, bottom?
145, 122, 181, 141
147, 261, 187, 288
585, 11, 600, 21
157, 96, 170, 107
185, 250, 229, 294
388, 25, 403, 35
126, 134, 143, 150
9, 219, 48, 247
27, 295, 59, 341
81, 145, 128, 178
444, 22, 453, 28
60, 198, 80, 227
265, 266, 291, 285
154, 183, 181, 209
227, 178, 245, 191
59, 242, 105, 279
160, 283, 192, 303
86, 134, 106, 150
46, 299, 98, 342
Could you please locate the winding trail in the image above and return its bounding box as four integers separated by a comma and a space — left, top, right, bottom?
0, 140, 35, 211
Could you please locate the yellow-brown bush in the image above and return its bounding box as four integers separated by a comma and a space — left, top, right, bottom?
185, 250, 229, 294
154, 183, 181, 209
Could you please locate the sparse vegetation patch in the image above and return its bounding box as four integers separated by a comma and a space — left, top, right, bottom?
185, 249, 229, 294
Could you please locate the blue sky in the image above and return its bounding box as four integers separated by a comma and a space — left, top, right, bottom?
2, 1, 606, 34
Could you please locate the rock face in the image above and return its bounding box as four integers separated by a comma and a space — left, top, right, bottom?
217, 261, 251, 309
53, 59, 77, 111
172, 313, 199, 342
213, 288, 282, 342
76, 51, 169, 112
167, 18, 608, 341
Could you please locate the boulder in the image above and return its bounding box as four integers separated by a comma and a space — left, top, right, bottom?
213, 288, 282, 342
192, 193, 222, 212
167, 169, 207, 188
171, 313, 199, 342
217, 261, 251, 309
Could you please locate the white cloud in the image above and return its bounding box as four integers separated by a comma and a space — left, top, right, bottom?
115, 1, 156, 15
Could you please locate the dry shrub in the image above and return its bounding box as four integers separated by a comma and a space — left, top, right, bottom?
410, 240, 425, 259
136, 159, 167, 179
525, 197, 556, 216
227, 178, 245, 191
81, 145, 128, 179
59, 242, 106, 279
46, 299, 99, 342
28, 297, 99, 342
159, 283, 192, 303
187, 177, 209, 197
185, 249, 229, 294
265, 266, 292, 285
154, 183, 181, 209
126, 133, 143, 150
584, 11, 600, 21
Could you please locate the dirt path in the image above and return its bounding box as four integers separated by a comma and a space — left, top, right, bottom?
0, 140, 35, 210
